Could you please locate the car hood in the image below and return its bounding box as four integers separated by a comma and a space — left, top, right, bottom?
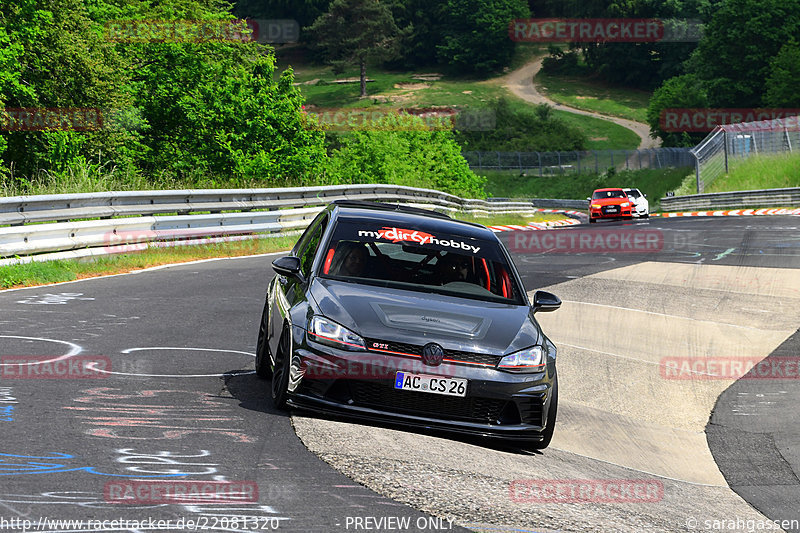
592, 197, 627, 205
308, 278, 541, 355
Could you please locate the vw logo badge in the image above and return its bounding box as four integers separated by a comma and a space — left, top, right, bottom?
422, 343, 444, 367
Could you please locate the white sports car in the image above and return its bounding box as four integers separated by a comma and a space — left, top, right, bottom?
623, 188, 649, 218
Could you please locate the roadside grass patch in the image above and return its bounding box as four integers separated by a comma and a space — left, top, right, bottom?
705, 153, 800, 193
536, 72, 651, 123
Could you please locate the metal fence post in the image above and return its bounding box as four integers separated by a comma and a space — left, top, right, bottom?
694, 152, 701, 193
723, 130, 728, 174
538, 152, 542, 177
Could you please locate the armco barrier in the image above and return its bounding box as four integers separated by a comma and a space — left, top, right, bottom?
660, 187, 800, 211
0, 185, 576, 265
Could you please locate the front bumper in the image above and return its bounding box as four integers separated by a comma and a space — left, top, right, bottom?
286, 341, 556, 442
589, 205, 632, 220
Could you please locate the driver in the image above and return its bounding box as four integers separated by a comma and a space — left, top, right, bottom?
437, 253, 473, 284
331, 241, 368, 277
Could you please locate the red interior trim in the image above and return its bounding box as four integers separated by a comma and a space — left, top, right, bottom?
500, 267, 510, 298
323, 248, 335, 274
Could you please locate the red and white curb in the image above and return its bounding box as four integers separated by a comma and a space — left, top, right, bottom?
489, 218, 580, 233
655, 207, 800, 217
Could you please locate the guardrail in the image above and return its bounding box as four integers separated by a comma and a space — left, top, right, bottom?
0, 185, 580, 265
659, 187, 800, 211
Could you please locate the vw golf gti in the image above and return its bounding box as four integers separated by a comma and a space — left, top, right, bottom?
255, 200, 561, 449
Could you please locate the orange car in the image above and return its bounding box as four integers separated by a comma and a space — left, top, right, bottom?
588, 188, 633, 223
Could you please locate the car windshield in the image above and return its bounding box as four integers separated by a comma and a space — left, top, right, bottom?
592, 190, 627, 199
318, 220, 524, 304
626, 190, 641, 198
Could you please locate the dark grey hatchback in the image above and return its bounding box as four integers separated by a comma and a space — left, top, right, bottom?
255, 200, 561, 449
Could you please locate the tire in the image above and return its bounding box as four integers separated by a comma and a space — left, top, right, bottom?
589, 218, 596, 224
255, 300, 272, 379
270, 325, 292, 410
528, 377, 558, 450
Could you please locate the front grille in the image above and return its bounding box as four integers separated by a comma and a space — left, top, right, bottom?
349, 381, 510, 424
364, 338, 502, 367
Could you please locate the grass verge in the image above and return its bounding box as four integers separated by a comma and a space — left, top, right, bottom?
0, 212, 565, 290
536, 72, 651, 123
705, 152, 800, 193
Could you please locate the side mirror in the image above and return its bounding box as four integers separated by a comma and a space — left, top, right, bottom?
586, 197, 591, 201
531, 290, 561, 313
272, 256, 304, 281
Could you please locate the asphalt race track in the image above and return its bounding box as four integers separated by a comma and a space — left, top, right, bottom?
0, 215, 798, 533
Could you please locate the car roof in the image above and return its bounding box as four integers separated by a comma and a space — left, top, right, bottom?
593, 187, 625, 192
330, 200, 496, 240
622, 187, 640, 192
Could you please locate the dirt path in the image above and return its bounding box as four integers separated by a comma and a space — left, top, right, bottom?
501, 57, 660, 149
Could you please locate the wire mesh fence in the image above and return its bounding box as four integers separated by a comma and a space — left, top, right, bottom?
463, 148, 693, 175
691, 115, 800, 192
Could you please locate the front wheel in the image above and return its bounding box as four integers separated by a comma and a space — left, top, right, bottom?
255, 300, 272, 379
270, 326, 292, 410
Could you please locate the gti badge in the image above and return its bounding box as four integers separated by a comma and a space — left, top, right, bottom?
422, 342, 444, 366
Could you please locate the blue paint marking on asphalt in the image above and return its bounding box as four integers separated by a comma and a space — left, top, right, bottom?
0, 453, 184, 477
0, 405, 13, 421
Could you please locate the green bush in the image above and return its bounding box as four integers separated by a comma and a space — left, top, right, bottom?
455, 97, 587, 151
321, 113, 486, 198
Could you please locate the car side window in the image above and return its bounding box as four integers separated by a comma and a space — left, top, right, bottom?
297, 215, 329, 279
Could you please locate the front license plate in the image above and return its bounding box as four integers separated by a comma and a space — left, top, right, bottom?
394, 372, 467, 397
605, 207, 618, 212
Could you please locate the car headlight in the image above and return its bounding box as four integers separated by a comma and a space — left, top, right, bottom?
621, 202, 630, 207
308, 316, 366, 351
498, 346, 545, 372
590, 203, 601, 208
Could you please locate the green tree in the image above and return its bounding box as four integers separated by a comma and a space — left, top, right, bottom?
233, 0, 331, 30
0, 0, 132, 183
646, 74, 709, 146
763, 41, 800, 108
306, 0, 405, 97
436, 0, 529, 75
386, 0, 452, 69
454, 98, 587, 151
687, 0, 800, 107
322, 114, 486, 198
